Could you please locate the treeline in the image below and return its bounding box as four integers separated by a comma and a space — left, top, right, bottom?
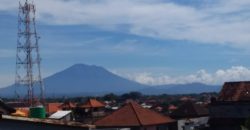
45, 91, 218, 105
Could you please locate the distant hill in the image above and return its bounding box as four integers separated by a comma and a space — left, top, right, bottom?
43, 64, 146, 95
140, 83, 221, 95
0, 64, 146, 97
0, 64, 221, 97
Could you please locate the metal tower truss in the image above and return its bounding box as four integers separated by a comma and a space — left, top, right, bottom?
15, 0, 44, 106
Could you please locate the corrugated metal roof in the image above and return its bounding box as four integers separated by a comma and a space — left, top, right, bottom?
48, 110, 72, 120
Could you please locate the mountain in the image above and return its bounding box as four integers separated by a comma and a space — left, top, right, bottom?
140, 83, 221, 95
0, 64, 147, 97
43, 64, 147, 95
0, 64, 221, 97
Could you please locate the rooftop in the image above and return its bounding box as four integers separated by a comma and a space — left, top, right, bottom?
1, 115, 95, 128
0, 100, 16, 114
80, 99, 105, 108
94, 101, 175, 128
218, 81, 250, 101
59, 101, 76, 109
171, 101, 208, 119
48, 110, 72, 120
46, 103, 62, 114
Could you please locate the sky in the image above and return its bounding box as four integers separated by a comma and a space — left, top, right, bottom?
0, 0, 250, 87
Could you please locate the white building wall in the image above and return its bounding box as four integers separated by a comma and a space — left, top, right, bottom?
177, 117, 209, 130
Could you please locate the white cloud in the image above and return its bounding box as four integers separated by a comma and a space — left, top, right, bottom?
0, 0, 17, 11
0, 75, 14, 88
1, 0, 250, 48
114, 66, 250, 85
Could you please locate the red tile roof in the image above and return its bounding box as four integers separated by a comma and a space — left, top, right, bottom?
80, 99, 105, 108
46, 103, 62, 114
59, 102, 76, 110
168, 105, 177, 111
95, 101, 175, 127
218, 81, 250, 101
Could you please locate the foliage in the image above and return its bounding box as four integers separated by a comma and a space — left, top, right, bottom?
245, 117, 250, 130
2, 92, 218, 108
103, 93, 118, 101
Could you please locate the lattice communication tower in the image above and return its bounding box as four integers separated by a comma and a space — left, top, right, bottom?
15, 0, 44, 106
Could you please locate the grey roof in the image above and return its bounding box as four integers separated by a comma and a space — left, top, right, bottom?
48, 110, 72, 120
171, 101, 208, 119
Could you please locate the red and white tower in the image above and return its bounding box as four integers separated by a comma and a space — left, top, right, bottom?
15, 0, 44, 106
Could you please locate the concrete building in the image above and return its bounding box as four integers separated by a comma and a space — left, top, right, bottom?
75, 99, 106, 123
209, 81, 250, 130
0, 115, 94, 130
171, 101, 209, 130
59, 101, 76, 110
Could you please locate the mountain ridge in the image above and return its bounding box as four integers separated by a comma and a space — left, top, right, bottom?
0, 64, 220, 97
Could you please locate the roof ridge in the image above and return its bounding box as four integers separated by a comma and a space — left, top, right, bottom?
89, 99, 94, 106
130, 102, 143, 126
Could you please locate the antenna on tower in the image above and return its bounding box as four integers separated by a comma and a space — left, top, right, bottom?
15, 0, 45, 106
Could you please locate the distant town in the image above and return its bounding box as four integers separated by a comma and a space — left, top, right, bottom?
1, 0, 250, 130
1, 81, 250, 130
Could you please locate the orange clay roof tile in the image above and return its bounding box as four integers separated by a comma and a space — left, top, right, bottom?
95, 101, 175, 127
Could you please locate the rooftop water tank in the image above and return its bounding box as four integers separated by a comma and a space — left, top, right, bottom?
29, 106, 46, 119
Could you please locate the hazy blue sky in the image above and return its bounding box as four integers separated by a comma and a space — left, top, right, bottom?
0, 0, 250, 87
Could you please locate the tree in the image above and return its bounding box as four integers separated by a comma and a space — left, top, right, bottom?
120, 92, 142, 101
103, 93, 118, 101
244, 117, 250, 130
129, 92, 142, 100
